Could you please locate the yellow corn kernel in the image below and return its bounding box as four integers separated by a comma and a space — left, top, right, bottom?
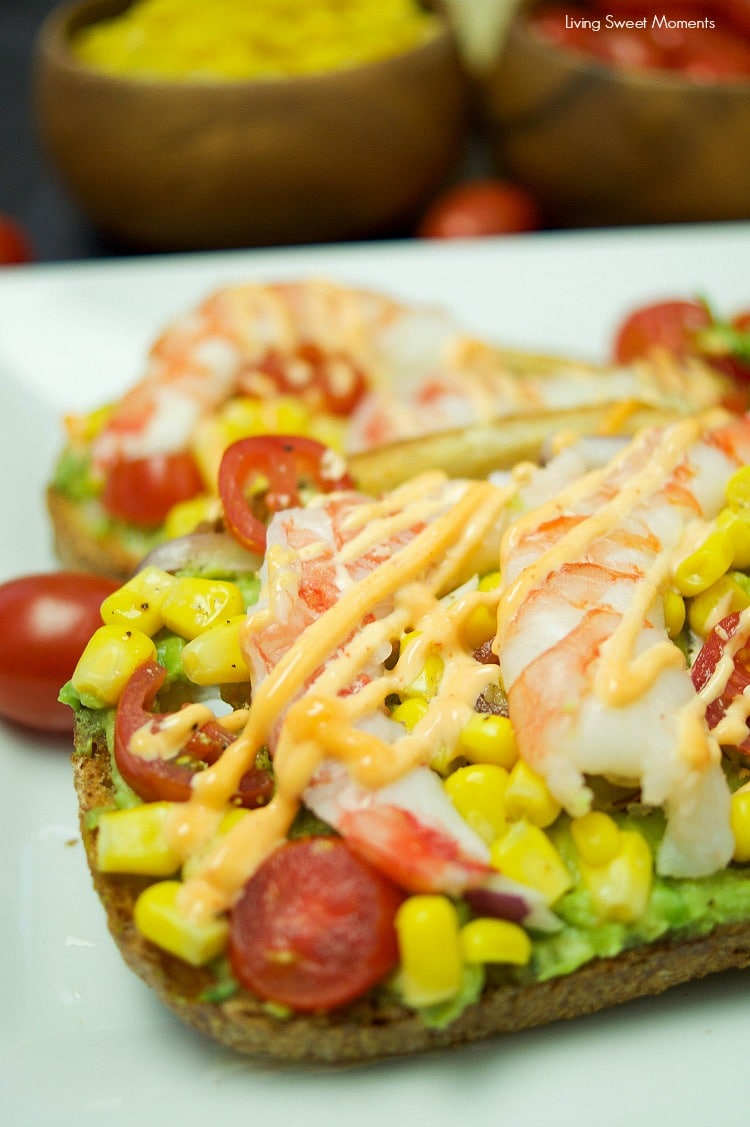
478, 570, 502, 592
163, 493, 222, 539
688, 573, 750, 637
96, 802, 182, 875
490, 821, 572, 904
725, 465, 750, 508
730, 785, 750, 863
100, 566, 176, 636
309, 414, 346, 454
673, 527, 734, 597
405, 653, 444, 700
391, 696, 429, 731
570, 811, 621, 867
271, 397, 314, 435
134, 880, 228, 966
219, 395, 269, 437
444, 763, 509, 845
395, 895, 463, 1007
459, 917, 532, 967
716, 506, 750, 570
161, 577, 245, 640
181, 614, 250, 684
191, 415, 229, 489
459, 713, 518, 770
578, 829, 653, 923
462, 603, 497, 650
662, 588, 686, 639
64, 403, 113, 443
72, 625, 157, 707
504, 759, 561, 828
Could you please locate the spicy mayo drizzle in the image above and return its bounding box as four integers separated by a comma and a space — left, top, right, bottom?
166, 474, 515, 921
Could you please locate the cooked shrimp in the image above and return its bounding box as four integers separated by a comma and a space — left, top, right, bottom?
89, 279, 487, 468
220, 470, 527, 896
496, 410, 750, 879
86, 278, 725, 470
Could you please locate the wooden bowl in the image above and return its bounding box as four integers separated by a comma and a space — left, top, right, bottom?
33, 0, 469, 251
477, 2, 750, 228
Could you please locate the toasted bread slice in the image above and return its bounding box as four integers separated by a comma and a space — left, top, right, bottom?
73, 732, 750, 1064
50, 403, 682, 581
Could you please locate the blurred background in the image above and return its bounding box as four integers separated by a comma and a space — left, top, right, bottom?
3, 0, 750, 264
2, 0, 110, 260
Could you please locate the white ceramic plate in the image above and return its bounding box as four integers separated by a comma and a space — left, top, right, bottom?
1, 226, 749, 1127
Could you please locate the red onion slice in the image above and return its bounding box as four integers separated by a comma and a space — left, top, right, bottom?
134, 532, 261, 577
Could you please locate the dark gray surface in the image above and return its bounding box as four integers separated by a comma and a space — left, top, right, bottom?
0, 0, 123, 260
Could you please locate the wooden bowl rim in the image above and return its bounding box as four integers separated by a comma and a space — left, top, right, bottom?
37, 0, 457, 94
509, 1, 750, 93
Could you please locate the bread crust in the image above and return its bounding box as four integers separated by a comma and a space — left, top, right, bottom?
73, 735, 750, 1064
47, 485, 144, 580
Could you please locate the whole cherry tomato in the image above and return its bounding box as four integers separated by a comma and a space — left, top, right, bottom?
102, 450, 204, 527
717, 0, 750, 40
612, 299, 712, 364
672, 27, 750, 80
0, 572, 119, 732
417, 179, 541, 239
0, 215, 33, 266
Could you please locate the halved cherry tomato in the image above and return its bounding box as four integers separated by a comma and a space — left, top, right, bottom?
691, 612, 750, 749
228, 836, 404, 1012
218, 435, 354, 554
102, 450, 204, 528
114, 660, 273, 806
0, 215, 33, 266
0, 571, 119, 733
255, 343, 368, 416
417, 179, 541, 239
612, 299, 713, 364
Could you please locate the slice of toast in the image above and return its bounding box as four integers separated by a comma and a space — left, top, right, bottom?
73, 732, 750, 1065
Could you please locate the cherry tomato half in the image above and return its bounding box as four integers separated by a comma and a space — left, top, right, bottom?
691, 612, 750, 749
102, 450, 204, 527
417, 179, 541, 239
0, 215, 33, 266
114, 660, 273, 806
228, 836, 404, 1012
255, 343, 368, 417
612, 299, 713, 364
0, 572, 119, 733
218, 435, 354, 555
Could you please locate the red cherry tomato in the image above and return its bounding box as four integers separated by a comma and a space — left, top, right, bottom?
719, 0, 750, 40
612, 299, 713, 364
0, 215, 33, 266
228, 837, 404, 1012
691, 612, 750, 750
650, 17, 750, 79
255, 343, 368, 417
593, 0, 717, 8
218, 435, 354, 555
102, 450, 204, 527
0, 572, 119, 733
114, 660, 273, 806
417, 179, 541, 239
